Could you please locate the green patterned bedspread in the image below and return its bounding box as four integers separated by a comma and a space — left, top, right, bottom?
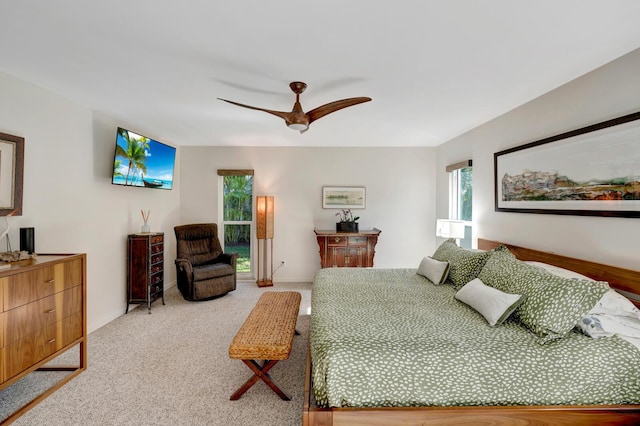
310, 268, 640, 408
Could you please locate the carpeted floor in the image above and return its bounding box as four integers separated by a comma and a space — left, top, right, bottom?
1, 281, 312, 426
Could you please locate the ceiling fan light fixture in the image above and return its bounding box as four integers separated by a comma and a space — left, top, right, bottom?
219, 81, 371, 133
287, 123, 308, 131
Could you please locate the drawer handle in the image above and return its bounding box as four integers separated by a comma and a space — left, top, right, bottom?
46, 279, 55, 283
46, 308, 56, 314
334, 238, 340, 242
48, 338, 56, 344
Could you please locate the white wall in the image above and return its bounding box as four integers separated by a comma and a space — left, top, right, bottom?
0, 72, 181, 333
179, 147, 436, 281
436, 47, 640, 271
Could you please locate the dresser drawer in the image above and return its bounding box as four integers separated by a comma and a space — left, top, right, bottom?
2, 265, 58, 310
151, 253, 163, 265
3, 326, 57, 380
3, 286, 82, 345
63, 258, 84, 289
2, 311, 82, 381
151, 235, 164, 244
2, 260, 82, 312
347, 236, 368, 246
54, 311, 83, 351
151, 243, 163, 254
150, 272, 163, 285
327, 236, 348, 246
150, 284, 163, 297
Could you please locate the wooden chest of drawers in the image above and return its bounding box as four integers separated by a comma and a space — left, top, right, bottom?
0, 254, 87, 423
126, 233, 164, 313
314, 228, 381, 268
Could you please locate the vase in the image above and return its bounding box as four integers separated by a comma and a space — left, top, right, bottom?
336, 222, 358, 233
141, 223, 151, 233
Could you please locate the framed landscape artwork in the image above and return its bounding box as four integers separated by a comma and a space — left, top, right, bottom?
322, 186, 366, 209
495, 111, 640, 218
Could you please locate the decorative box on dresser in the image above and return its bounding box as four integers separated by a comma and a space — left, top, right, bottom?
314, 228, 381, 268
126, 232, 165, 313
0, 254, 87, 424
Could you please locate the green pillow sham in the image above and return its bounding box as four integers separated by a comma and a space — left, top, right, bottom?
431, 239, 492, 288
478, 252, 609, 343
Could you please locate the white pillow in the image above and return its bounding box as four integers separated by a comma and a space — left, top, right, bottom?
417, 256, 450, 285
578, 289, 640, 350
589, 289, 640, 318
578, 313, 640, 340
524, 261, 592, 281
455, 278, 525, 326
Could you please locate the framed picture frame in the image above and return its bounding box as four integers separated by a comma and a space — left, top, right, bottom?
0, 132, 24, 216
322, 186, 366, 209
494, 111, 640, 218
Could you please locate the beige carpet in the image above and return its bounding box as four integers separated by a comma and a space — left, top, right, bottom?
1, 281, 312, 426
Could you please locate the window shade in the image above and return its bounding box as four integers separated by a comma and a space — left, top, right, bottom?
217, 169, 254, 176
445, 160, 472, 173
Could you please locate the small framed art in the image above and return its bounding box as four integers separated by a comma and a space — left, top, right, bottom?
322, 186, 366, 209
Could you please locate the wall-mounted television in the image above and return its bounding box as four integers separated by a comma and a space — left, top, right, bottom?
112, 127, 176, 190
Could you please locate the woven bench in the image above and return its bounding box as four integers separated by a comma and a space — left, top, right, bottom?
229, 291, 302, 400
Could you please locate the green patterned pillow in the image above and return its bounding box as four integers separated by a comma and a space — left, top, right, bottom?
431, 239, 491, 287
479, 253, 610, 343
477, 248, 519, 293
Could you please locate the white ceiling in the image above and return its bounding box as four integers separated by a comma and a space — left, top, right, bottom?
2, 1, 640, 147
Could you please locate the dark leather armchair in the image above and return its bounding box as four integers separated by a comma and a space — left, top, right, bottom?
174, 223, 238, 301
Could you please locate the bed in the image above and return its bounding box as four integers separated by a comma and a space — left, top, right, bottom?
302, 239, 640, 425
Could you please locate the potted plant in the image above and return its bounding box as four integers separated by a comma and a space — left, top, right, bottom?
335, 209, 360, 232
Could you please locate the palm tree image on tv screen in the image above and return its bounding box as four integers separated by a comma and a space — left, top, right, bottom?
112, 127, 176, 189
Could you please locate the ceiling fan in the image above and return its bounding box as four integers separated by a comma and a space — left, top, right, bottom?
218, 81, 371, 133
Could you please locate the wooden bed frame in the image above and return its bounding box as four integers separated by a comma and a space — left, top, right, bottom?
302, 238, 640, 426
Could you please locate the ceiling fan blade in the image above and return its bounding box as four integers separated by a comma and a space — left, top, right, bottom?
306, 97, 372, 124
218, 98, 292, 121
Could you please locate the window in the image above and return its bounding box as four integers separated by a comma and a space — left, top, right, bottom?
449, 165, 472, 221
219, 170, 253, 275
446, 160, 472, 247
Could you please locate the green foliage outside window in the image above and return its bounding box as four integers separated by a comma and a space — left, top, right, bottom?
460, 167, 472, 221
223, 175, 253, 243
223, 175, 252, 273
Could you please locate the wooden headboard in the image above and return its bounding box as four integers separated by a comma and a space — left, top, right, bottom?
478, 238, 640, 307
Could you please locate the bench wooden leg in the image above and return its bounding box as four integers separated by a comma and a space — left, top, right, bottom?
230, 359, 291, 401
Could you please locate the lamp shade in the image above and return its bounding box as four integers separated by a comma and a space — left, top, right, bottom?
436, 219, 466, 239
256, 196, 274, 239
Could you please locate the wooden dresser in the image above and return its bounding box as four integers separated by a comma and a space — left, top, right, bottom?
126, 233, 164, 313
0, 254, 87, 423
314, 228, 381, 268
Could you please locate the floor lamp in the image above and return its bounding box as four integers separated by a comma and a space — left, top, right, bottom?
256, 196, 274, 287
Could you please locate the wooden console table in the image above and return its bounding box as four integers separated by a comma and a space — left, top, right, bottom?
314, 228, 381, 268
